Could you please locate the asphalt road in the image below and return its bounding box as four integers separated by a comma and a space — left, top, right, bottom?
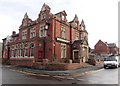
1, 65, 119, 85
75, 68, 118, 84
1, 66, 76, 84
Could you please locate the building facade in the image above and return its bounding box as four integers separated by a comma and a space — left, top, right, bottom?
94, 40, 119, 56
2, 4, 89, 66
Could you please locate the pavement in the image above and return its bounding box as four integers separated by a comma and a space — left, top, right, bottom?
2, 64, 103, 77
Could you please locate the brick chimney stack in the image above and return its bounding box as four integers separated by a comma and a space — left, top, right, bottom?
12, 31, 16, 35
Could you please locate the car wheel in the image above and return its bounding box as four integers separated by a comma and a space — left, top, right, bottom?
104, 65, 107, 69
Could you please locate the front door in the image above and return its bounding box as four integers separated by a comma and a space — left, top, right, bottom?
73, 51, 79, 60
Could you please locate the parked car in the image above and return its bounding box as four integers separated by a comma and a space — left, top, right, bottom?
104, 55, 119, 68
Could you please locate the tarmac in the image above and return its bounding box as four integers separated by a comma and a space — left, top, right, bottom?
2, 64, 103, 77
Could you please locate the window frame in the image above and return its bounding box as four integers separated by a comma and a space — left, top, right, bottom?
30, 28, 36, 38
22, 30, 27, 40
30, 44, 34, 57
61, 44, 66, 59
39, 24, 47, 37
41, 13, 46, 20
61, 26, 66, 39
75, 31, 79, 40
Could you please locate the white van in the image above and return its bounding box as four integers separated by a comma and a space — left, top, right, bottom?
104, 55, 119, 68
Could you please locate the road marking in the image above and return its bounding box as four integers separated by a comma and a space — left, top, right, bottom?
9, 69, 50, 77
9, 68, 104, 78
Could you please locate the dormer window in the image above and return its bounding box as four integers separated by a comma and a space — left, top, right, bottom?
81, 26, 84, 30
23, 20, 27, 26
62, 15, 65, 21
75, 22, 78, 27
75, 31, 79, 40
41, 13, 46, 20
81, 34, 84, 40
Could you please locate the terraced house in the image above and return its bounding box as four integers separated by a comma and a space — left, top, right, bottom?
2, 4, 89, 69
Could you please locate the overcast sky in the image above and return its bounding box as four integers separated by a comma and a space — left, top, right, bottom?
0, 0, 119, 48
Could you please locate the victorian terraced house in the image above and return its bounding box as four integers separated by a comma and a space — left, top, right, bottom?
2, 4, 89, 68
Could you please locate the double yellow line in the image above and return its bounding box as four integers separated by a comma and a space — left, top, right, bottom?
9, 68, 103, 78
10, 69, 50, 77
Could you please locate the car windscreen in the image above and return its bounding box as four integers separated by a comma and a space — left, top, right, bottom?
104, 57, 116, 61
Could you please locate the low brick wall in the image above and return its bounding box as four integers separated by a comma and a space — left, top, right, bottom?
1, 58, 8, 64
88, 58, 103, 65
32, 62, 83, 70
32, 62, 45, 69
46, 63, 83, 70
9, 58, 34, 66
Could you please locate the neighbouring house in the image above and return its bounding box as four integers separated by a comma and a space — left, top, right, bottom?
2, 4, 89, 70
94, 40, 119, 56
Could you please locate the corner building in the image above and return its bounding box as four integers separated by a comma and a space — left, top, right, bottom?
2, 4, 89, 66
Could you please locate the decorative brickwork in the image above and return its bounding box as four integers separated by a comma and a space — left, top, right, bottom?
2, 4, 89, 69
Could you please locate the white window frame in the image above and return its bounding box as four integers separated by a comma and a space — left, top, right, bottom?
11, 49, 14, 57
15, 45, 19, 57
41, 13, 46, 20
24, 44, 28, 57
81, 34, 84, 40
39, 24, 47, 37
75, 31, 79, 40
30, 44, 34, 57
23, 20, 27, 26
61, 44, 66, 59
62, 15, 65, 21
22, 30, 27, 40
19, 45, 22, 57
61, 27, 66, 39
30, 28, 36, 38
24, 48, 28, 57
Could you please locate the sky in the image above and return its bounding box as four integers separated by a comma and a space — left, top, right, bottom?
0, 0, 119, 48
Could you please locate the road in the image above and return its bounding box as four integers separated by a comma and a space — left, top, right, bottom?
1, 65, 119, 85
75, 68, 118, 84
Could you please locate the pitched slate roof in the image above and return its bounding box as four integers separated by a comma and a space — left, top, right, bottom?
107, 43, 116, 47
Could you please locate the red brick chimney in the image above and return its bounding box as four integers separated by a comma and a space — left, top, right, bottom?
12, 31, 16, 35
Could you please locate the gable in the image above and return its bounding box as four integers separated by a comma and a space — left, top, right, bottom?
41, 3, 51, 12
95, 40, 107, 49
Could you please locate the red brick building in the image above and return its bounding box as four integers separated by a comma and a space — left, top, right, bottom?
94, 40, 119, 56
2, 4, 89, 67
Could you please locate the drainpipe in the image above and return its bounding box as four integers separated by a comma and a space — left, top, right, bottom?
53, 17, 56, 61
43, 38, 45, 59
70, 25, 73, 60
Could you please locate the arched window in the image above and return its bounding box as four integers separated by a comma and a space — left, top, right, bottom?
41, 13, 46, 20
11, 49, 14, 57
61, 44, 66, 58
16, 45, 19, 57
24, 44, 28, 57
19, 45, 22, 57
30, 44, 34, 57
